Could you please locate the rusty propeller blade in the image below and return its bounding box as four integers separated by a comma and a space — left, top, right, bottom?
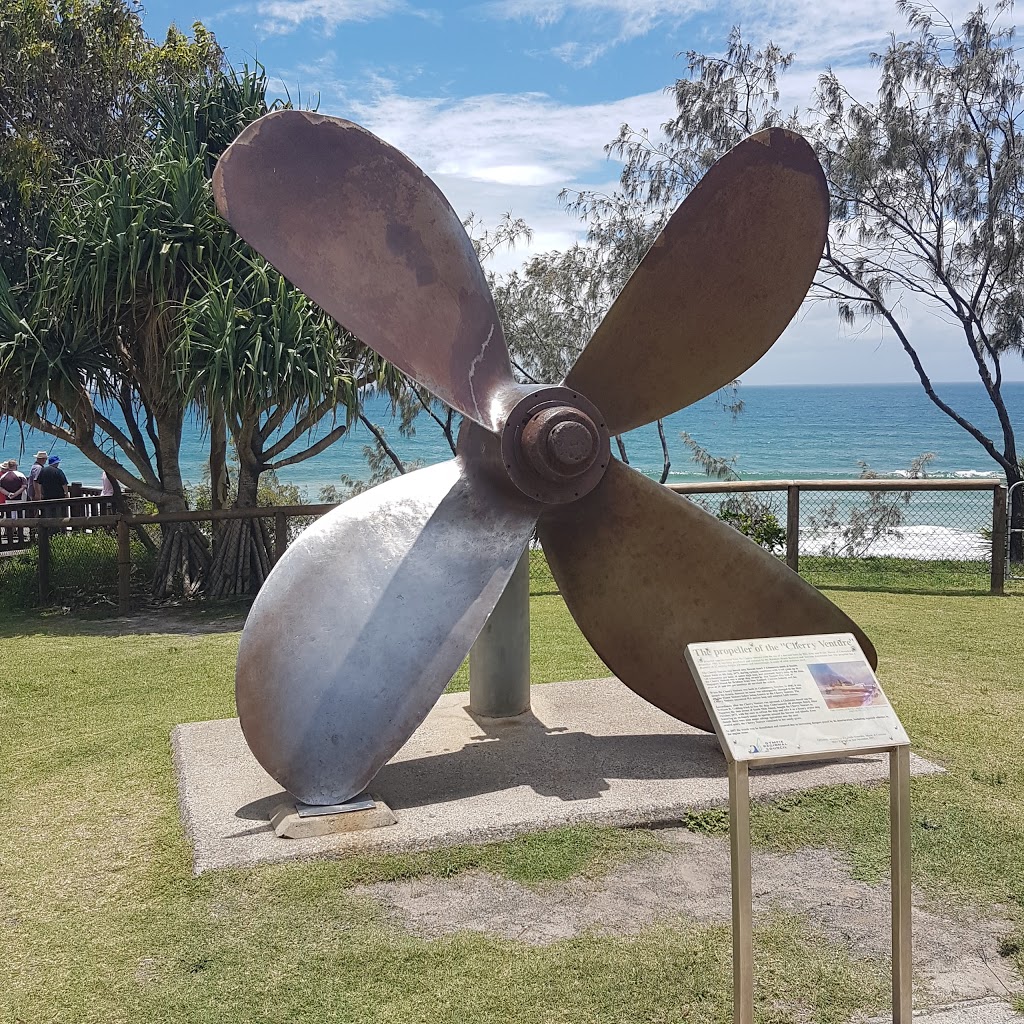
213, 110, 519, 433
564, 128, 829, 436
236, 458, 539, 805
537, 459, 877, 730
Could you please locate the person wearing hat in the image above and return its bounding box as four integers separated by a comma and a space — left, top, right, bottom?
28, 450, 48, 502
35, 455, 69, 517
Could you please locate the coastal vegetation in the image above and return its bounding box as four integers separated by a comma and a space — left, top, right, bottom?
516, 0, 1024, 549
0, 11, 400, 597
1, 0, 1021, 603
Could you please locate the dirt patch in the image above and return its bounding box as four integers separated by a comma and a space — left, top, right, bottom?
360, 828, 1020, 1006
17, 607, 249, 637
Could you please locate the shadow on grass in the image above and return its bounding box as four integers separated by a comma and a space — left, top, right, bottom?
0, 599, 252, 638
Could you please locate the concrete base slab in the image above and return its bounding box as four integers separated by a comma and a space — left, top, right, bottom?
172, 677, 944, 874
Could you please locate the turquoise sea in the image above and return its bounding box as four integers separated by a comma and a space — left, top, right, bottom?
3, 381, 1020, 494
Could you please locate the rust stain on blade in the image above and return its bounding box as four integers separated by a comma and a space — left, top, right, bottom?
213, 109, 515, 432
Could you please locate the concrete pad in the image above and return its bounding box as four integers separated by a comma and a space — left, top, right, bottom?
172, 677, 944, 874
867, 997, 1021, 1022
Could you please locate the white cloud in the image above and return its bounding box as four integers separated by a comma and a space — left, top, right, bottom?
240, 0, 411, 35
325, 86, 672, 261
347, 87, 672, 184
482, 0, 1023, 72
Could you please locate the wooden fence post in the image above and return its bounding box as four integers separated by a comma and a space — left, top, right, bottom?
786, 485, 800, 572
991, 484, 1007, 596
274, 510, 288, 565
37, 525, 51, 605
117, 517, 132, 615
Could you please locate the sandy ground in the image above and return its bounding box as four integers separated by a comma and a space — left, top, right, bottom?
359, 828, 1021, 1007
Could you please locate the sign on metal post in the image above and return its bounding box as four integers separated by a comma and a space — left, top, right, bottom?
685, 634, 913, 1024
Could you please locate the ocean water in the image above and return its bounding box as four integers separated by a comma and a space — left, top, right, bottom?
4, 381, 1019, 493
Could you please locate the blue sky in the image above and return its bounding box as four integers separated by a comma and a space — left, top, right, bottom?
139, 0, 1024, 386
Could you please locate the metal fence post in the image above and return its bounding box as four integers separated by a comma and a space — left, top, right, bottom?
117, 517, 132, 614
786, 485, 800, 572
991, 484, 1008, 595
37, 525, 51, 605
274, 510, 288, 565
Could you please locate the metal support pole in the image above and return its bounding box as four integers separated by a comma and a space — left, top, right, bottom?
729, 759, 754, 1024
786, 485, 800, 572
469, 547, 531, 717
991, 484, 1007, 595
890, 745, 913, 1023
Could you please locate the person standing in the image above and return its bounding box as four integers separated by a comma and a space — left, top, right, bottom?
28, 450, 47, 501
36, 455, 69, 517
0, 460, 28, 503
0, 459, 27, 540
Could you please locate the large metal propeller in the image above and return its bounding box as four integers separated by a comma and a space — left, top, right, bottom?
215, 111, 876, 805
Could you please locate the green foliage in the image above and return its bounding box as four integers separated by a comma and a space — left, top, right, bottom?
0, 530, 156, 610
0, 0, 221, 275
187, 467, 307, 511
549, 2, 1024, 499
801, 555, 991, 592
715, 497, 786, 553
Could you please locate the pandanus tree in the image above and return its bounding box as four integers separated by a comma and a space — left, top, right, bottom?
179, 245, 399, 596
0, 148, 220, 594
0, 65, 395, 596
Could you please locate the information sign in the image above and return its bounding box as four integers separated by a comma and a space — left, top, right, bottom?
684, 632, 913, 1024
684, 632, 908, 763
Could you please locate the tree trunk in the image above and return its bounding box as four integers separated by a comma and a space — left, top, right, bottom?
207, 437, 272, 598
151, 496, 212, 600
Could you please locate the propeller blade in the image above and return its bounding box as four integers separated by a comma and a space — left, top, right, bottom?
538, 460, 876, 730
214, 110, 517, 432
236, 458, 539, 805
564, 128, 829, 435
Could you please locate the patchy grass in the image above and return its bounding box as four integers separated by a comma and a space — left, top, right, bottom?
3, 556, 1023, 1021
682, 587, 1024, 987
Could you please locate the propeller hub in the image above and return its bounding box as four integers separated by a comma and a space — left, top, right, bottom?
498, 387, 611, 504
521, 407, 599, 480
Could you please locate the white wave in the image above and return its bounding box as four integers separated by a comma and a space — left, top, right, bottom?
800, 524, 989, 560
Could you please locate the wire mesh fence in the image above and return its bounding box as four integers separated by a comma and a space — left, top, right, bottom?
0, 479, 1009, 611
671, 480, 1000, 593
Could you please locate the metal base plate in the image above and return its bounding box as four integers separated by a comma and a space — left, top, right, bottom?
295, 794, 376, 817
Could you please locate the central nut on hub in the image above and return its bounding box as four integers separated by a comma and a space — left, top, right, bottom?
497, 386, 610, 504
521, 406, 600, 482
548, 421, 593, 467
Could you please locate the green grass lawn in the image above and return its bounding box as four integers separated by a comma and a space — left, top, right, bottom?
3, 555, 1023, 1022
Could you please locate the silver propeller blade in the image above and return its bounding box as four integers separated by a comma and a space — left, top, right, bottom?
237, 459, 540, 804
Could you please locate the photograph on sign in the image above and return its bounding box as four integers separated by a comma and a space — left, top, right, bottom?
684, 633, 908, 763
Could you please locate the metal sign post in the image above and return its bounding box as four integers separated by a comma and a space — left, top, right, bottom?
685, 633, 913, 1024
727, 744, 913, 1024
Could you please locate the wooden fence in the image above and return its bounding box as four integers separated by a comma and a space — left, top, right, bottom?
1, 477, 1010, 611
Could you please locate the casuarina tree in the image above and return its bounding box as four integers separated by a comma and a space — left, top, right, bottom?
562, 2, 1023, 552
